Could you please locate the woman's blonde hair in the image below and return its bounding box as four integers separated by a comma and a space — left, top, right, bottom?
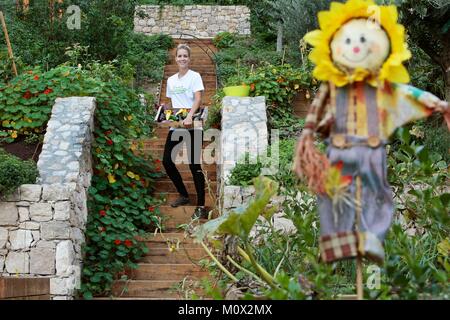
176, 44, 191, 57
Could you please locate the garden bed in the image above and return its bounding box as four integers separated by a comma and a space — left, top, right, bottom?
0, 138, 42, 162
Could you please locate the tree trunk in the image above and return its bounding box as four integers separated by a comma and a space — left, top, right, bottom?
445, 66, 450, 103
276, 21, 283, 53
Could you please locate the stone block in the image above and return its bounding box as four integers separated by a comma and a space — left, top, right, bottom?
30, 247, 55, 275
0, 227, 8, 249
71, 228, 85, 254
18, 207, 30, 222
5, 251, 29, 273
41, 221, 70, 240
0, 255, 4, 272
0, 203, 19, 226
9, 229, 34, 250
50, 277, 70, 295
30, 203, 53, 222
36, 240, 56, 250
54, 201, 71, 221
42, 184, 76, 201
19, 221, 40, 230
56, 240, 75, 276
20, 185, 42, 202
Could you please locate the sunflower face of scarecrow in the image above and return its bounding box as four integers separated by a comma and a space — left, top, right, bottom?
330, 19, 390, 72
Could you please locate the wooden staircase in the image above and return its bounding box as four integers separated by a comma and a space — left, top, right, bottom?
106, 39, 219, 300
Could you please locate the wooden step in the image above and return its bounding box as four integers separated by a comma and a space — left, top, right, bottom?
138, 232, 200, 248
159, 205, 212, 230
155, 181, 217, 193
155, 192, 216, 207
111, 280, 201, 298
158, 172, 216, 181
151, 163, 217, 172
142, 138, 212, 150
145, 148, 218, 162
128, 264, 209, 280
141, 247, 207, 264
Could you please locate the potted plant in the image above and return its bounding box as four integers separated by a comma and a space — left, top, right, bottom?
222, 61, 250, 97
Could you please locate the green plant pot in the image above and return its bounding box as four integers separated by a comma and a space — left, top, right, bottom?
223, 85, 250, 97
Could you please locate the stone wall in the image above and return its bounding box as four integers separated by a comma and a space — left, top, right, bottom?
219, 96, 267, 185
0, 97, 96, 300
134, 5, 251, 38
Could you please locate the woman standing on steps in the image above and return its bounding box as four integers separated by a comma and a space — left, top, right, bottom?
162, 43, 208, 219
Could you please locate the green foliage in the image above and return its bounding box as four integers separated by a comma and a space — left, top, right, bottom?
264, 0, 334, 45
1, 0, 170, 86
196, 176, 278, 241
0, 148, 38, 199
244, 63, 313, 106
228, 153, 263, 187
228, 138, 302, 191
0, 66, 70, 143
407, 42, 445, 99
124, 33, 174, 83
214, 37, 282, 86
213, 32, 237, 49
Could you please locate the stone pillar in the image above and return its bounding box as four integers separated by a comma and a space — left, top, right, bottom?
219, 96, 268, 213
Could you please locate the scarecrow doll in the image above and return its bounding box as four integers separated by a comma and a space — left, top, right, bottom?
293, 0, 450, 265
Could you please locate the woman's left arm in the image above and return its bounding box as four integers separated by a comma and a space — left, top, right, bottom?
183, 91, 202, 127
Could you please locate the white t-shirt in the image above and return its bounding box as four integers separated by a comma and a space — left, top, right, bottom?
166, 70, 204, 109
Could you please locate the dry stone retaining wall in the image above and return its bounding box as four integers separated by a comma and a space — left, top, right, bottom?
0, 97, 96, 300
134, 5, 251, 38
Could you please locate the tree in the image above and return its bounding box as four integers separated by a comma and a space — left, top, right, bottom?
384, 0, 450, 100
264, 0, 337, 50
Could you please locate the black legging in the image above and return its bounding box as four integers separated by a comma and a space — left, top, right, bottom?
162, 128, 205, 206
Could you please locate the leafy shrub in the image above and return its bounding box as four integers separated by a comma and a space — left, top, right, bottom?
228, 153, 263, 186
213, 32, 237, 49
0, 149, 38, 199
227, 138, 302, 190
213, 37, 282, 86
244, 63, 312, 106
123, 33, 174, 83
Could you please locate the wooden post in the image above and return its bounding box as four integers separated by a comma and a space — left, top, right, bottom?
355, 176, 364, 300
0, 11, 18, 77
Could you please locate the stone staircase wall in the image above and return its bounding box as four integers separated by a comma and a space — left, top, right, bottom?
0, 97, 96, 300
134, 5, 251, 38
219, 96, 268, 213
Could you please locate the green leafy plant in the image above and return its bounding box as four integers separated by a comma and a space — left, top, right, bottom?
0, 148, 38, 199
228, 153, 263, 187
213, 32, 237, 49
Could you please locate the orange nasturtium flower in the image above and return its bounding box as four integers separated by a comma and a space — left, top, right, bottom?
124, 240, 133, 248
